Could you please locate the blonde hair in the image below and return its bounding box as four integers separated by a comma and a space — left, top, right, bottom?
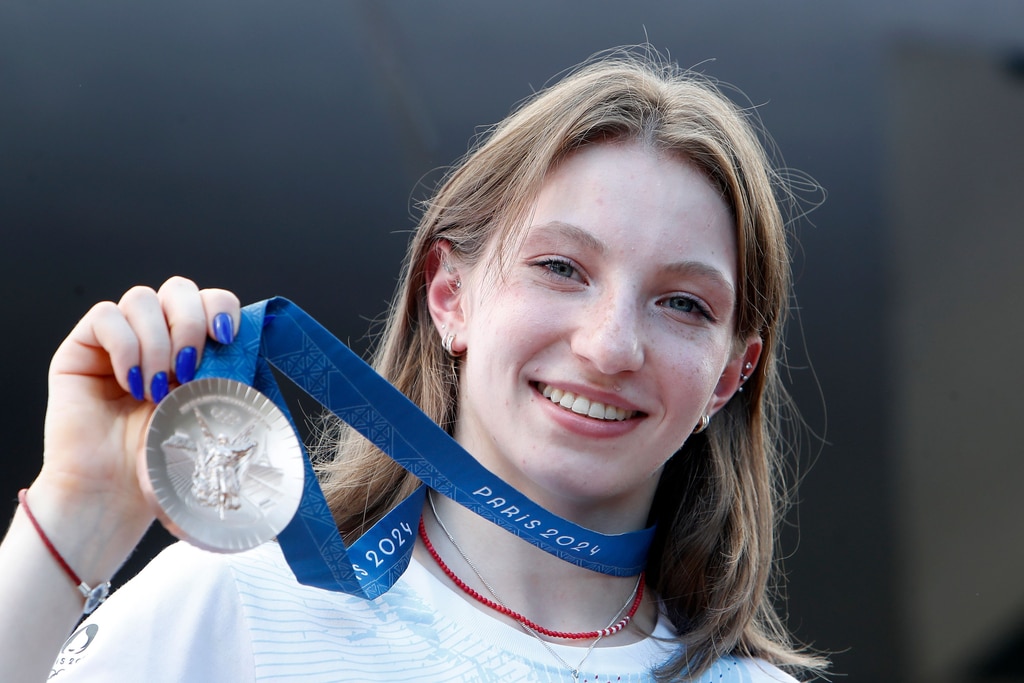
316, 48, 824, 680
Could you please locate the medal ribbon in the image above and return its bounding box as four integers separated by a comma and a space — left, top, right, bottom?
195, 298, 654, 598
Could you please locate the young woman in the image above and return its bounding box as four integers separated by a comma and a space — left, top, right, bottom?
0, 50, 825, 681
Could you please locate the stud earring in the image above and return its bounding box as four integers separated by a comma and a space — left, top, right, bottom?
738, 362, 753, 393
692, 414, 710, 434
441, 259, 462, 290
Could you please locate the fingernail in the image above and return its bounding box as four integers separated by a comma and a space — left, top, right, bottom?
175, 346, 197, 384
127, 366, 144, 401
151, 372, 169, 403
213, 313, 235, 345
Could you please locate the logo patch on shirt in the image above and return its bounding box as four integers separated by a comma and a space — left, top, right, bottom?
49, 623, 99, 679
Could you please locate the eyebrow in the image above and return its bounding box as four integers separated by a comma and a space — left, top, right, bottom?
529, 221, 606, 254
528, 220, 736, 297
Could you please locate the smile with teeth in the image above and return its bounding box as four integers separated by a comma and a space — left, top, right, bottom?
536, 382, 637, 421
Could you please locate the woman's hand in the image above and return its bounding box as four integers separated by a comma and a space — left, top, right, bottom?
0, 276, 240, 681
33, 277, 241, 564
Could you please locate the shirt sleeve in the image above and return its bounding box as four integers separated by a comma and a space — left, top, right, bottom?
48, 542, 255, 682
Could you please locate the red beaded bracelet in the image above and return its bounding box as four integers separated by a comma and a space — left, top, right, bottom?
18, 489, 111, 615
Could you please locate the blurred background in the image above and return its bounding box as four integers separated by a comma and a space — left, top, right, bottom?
2, 1, 1022, 680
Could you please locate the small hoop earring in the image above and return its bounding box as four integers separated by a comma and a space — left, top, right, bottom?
442, 332, 456, 356
692, 414, 710, 434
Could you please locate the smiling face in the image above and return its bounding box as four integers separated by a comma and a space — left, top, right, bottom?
429, 141, 758, 532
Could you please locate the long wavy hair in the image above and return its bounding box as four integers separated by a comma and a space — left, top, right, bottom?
316, 48, 824, 680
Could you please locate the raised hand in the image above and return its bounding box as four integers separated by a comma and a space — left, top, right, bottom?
0, 278, 241, 682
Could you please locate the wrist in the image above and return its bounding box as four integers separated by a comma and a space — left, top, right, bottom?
18, 489, 111, 614
22, 476, 154, 593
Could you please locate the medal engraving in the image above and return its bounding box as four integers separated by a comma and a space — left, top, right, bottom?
141, 378, 305, 553
167, 407, 260, 518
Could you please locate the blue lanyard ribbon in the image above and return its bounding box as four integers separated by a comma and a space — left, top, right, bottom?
195, 298, 654, 599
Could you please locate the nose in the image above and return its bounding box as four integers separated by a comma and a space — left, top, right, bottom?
570, 290, 645, 375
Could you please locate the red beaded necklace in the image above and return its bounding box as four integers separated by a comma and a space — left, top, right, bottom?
419, 516, 645, 640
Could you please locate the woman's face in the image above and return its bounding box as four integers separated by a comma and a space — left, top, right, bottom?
435, 141, 754, 532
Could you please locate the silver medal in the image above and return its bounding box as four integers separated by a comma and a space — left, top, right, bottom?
141, 377, 305, 553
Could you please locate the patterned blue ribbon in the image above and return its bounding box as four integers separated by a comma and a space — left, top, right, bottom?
196, 298, 654, 598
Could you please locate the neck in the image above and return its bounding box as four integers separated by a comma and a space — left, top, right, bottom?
415, 493, 657, 646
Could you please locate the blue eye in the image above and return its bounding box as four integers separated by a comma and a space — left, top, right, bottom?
666, 296, 711, 319
538, 259, 578, 279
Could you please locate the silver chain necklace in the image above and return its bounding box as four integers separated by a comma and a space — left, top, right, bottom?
427, 493, 642, 682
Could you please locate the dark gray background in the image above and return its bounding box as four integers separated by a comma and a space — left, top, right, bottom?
3, 2, 1022, 680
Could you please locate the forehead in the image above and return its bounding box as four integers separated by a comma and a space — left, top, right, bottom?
522, 142, 736, 272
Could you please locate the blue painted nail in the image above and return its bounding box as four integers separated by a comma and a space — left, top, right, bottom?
212, 312, 234, 345
151, 372, 169, 403
127, 366, 144, 401
175, 346, 197, 384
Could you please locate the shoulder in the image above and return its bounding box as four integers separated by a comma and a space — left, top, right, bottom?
94, 539, 256, 622
50, 542, 260, 682
699, 656, 801, 683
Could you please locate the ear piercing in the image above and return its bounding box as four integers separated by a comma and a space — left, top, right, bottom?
737, 362, 753, 393
692, 414, 710, 434
442, 332, 457, 356
442, 260, 462, 290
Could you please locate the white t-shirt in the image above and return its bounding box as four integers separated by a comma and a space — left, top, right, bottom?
50, 541, 797, 682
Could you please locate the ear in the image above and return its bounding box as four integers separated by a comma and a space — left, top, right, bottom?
705, 336, 763, 417
425, 240, 467, 354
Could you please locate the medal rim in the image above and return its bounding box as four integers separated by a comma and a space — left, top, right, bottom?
140, 377, 305, 554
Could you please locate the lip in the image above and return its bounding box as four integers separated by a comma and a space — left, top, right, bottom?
532, 383, 645, 439
532, 381, 646, 422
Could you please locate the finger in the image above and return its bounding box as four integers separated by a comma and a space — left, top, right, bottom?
199, 288, 241, 349
118, 285, 172, 402
53, 300, 141, 399
156, 277, 207, 385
